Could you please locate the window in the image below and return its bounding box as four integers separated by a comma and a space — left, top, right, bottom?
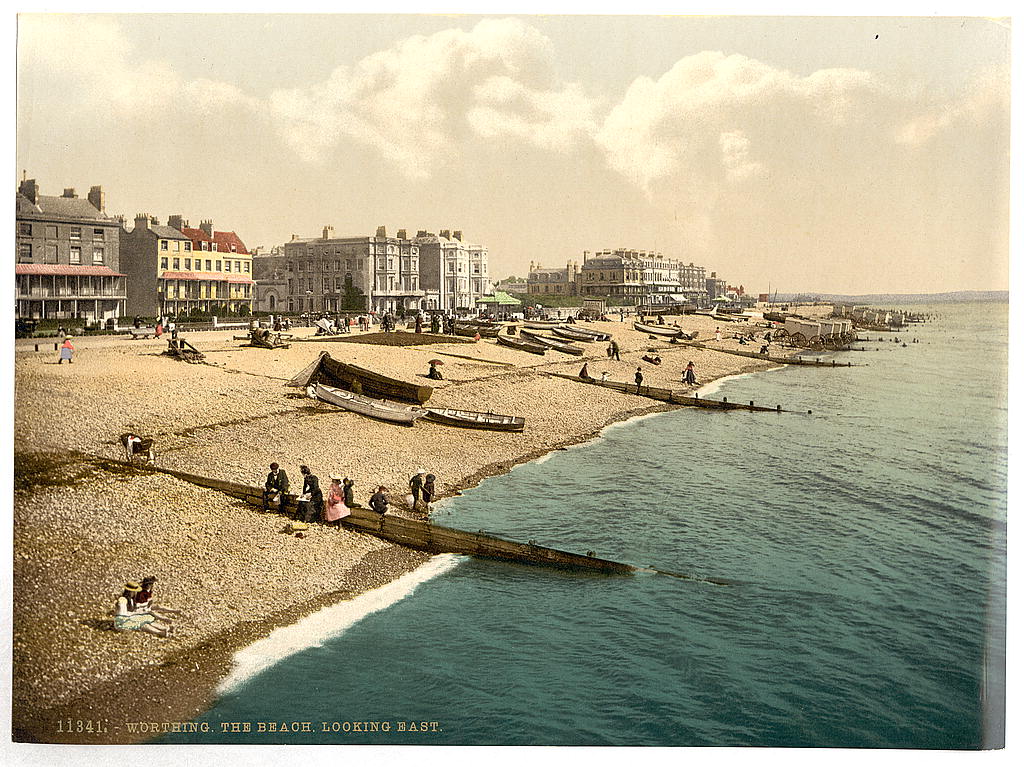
93, 248, 105, 264
18, 222, 31, 236
93, 228, 104, 241
70, 226, 80, 240
225, 261, 232, 272
160, 257, 169, 269
46, 225, 58, 239
233, 261, 240, 272
244, 262, 250, 273
161, 240, 168, 250
205, 260, 212, 271
185, 258, 191, 270
172, 258, 180, 269
230, 244, 237, 252
216, 260, 222, 271
18, 243, 32, 262
346, 259, 353, 270
297, 262, 305, 272
174, 241, 181, 251
323, 278, 330, 292
335, 277, 342, 290
45, 244, 58, 263
70, 247, 81, 264
184, 242, 191, 251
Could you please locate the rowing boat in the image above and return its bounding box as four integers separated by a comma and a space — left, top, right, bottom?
522, 320, 562, 329
633, 322, 683, 338
286, 352, 433, 404
496, 335, 548, 355
424, 407, 525, 432
314, 383, 428, 425
454, 323, 501, 338
518, 330, 585, 355
551, 326, 597, 342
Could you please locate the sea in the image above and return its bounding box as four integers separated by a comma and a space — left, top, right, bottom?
159, 302, 1007, 749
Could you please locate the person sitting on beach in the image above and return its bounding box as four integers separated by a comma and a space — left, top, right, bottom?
578, 363, 592, 380
134, 576, 184, 620
297, 465, 324, 523
600, 371, 610, 382
114, 582, 173, 638
325, 475, 350, 525
427, 361, 444, 380
370, 486, 389, 516
759, 344, 770, 355
263, 462, 289, 511
343, 477, 358, 508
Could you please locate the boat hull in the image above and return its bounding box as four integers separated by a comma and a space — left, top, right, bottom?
315, 384, 427, 425
496, 335, 547, 355
424, 407, 525, 432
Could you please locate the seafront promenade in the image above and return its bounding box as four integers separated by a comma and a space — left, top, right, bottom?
12, 310, 823, 743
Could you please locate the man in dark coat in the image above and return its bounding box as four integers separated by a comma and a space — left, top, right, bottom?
370, 486, 389, 515
609, 340, 620, 360
297, 465, 324, 523
263, 462, 290, 511
635, 367, 644, 393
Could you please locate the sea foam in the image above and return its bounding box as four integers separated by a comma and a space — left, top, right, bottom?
216, 553, 463, 694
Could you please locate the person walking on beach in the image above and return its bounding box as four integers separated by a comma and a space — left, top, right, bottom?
415, 314, 423, 334
409, 470, 426, 511
715, 327, 722, 342
325, 475, 350, 524
114, 582, 173, 638
263, 462, 289, 511
422, 474, 436, 508
635, 367, 644, 393
58, 337, 74, 364
297, 465, 324, 523
683, 361, 697, 386
370, 485, 389, 516
608, 339, 620, 360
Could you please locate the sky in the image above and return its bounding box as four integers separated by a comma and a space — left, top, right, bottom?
15, 13, 1011, 295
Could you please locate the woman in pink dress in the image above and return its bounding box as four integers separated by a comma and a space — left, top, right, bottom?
324, 475, 349, 525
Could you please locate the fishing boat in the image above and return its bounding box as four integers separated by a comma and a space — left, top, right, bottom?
518, 330, 585, 355
286, 351, 433, 404
633, 321, 683, 338
563, 326, 610, 341
314, 383, 427, 425
522, 320, 563, 329
551, 326, 597, 342
424, 407, 525, 432
496, 335, 548, 355
454, 323, 501, 338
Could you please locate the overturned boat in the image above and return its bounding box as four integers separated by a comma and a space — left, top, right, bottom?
287, 351, 433, 404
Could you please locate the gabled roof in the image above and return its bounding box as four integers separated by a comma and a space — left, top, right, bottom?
213, 230, 249, 255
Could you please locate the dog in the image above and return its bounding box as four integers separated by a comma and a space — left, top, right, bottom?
120, 432, 156, 466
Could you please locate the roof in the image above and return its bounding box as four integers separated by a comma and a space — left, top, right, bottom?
476, 291, 522, 305
16, 264, 125, 277
530, 267, 569, 276
149, 225, 190, 240
18, 194, 115, 223
182, 227, 250, 255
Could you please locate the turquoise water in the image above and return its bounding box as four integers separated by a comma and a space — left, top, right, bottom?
161, 302, 1006, 748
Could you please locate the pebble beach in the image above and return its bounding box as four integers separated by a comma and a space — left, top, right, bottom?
12, 312, 803, 743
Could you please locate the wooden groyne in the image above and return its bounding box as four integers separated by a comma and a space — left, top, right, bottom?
126, 462, 731, 585
544, 372, 787, 412
677, 341, 863, 366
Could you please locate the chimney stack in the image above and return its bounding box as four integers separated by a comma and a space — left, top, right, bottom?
200, 220, 213, 237
453, 230, 462, 241
397, 228, 408, 240
19, 178, 39, 204
322, 225, 334, 240
376, 225, 387, 238
62, 188, 76, 198
582, 250, 590, 264
439, 229, 451, 239
291, 234, 298, 241
529, 260, 535, 272
88, 185, 105, 213
168, 214, 185, 231
416, 230, 428, 238
135, 214, 150, 231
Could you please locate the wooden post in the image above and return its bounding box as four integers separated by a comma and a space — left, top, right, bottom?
750, 401, 754, 408
34, 344, 39, 352
776, 404, 781, 412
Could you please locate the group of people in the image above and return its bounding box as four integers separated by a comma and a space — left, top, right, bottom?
113, 576, 182, 638
262, 462, 438, 526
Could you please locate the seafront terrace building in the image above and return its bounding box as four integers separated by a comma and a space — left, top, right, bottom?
526, 260, 580, 296
15, 178, 126, 322
119, 215, 254, 317
415, 229, 490, 313
577, 248, 707, 307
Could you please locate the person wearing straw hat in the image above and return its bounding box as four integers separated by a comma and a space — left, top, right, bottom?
113, 582, 173, 637
325, 475, 350, 524
427, 359, 444, 380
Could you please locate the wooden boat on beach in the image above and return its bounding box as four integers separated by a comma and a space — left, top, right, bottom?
551, 326, 597, 342
454, 323, 501, 338
287, 351, 433, 403
633, 321, 683, 338
523, 320, 563, 329
496, 335, 548, 355
314, 383, 427, 425
518, 330, 585, 355
562, 326, 610, 341
424, 407, 526, 432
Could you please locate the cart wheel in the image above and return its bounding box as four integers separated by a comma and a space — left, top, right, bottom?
790, 332, 807, 347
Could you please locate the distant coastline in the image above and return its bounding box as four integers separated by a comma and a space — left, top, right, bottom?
773, 290, 1008, 305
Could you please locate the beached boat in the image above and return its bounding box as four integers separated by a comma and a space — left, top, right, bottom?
522, 320, 563, 329
424, 407, 525, 432
496, 335, 548, 355
314, 383, 427, 425
286, 351, 433, 404
518, 330, 585, 355
563, 326, 610, 341
633, 321, 683, 338
454, 323, 501, 338
551, 326, 597, 342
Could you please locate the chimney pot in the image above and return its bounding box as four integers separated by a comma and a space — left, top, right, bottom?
19, 178, 39, 205
453, 230, 462, 241
200, 220, 213, 237
62, 188, 76, 198
168, 214, 184, 231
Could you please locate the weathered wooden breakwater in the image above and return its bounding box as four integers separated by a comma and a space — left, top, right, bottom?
543, 372, 788, 412
119, 461, 731, 585
677, 341, 863, 366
